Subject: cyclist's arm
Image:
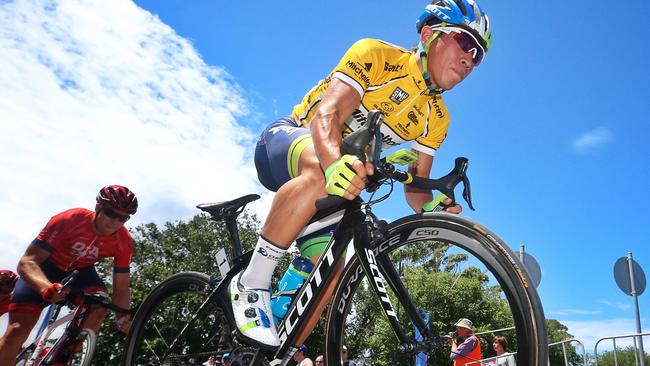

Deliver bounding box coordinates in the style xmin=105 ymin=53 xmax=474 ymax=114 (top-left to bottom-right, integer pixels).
xmin=310 ymin=78 xmax=363 ymax=171
xmin=112 ymin=272 xmax=130 ymax=312
xmin=17 ymin=243 xmax=54 ymax=295
xmin=404 ymin=150 xmax=434 ymax=212
xmin=112 ymin=271 xmax=131 ymax=332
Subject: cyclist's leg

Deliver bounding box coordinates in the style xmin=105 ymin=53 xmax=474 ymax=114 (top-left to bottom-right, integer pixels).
xmin=0 ymin=277 xmax=43 ymax=366
xmin=231 ymin=117 xmax=326 ymax=347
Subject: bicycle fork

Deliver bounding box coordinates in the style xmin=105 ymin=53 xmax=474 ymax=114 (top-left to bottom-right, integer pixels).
xmin=353 ymin=212 xmax=434 ymax=353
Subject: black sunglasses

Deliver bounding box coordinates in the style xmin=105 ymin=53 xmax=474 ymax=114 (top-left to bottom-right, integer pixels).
xmin=103 ymin=207 xmax=130 ymax=223
xmin=452 ymin=31 xmax=484 ymax=66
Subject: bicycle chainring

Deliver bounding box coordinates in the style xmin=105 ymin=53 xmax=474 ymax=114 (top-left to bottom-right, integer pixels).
xmin=228 ymin=346 xmax=270 ymax=366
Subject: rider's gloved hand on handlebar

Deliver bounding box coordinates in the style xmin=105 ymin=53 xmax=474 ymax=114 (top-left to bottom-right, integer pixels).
xmin=421 ymin=193 xmax=463 ymax=214
xmin=440 ymin=197 xmax=462 ymax=214
xmin=324 ymin=155 xmax=373 ymax=200
xmin=41 ymin=282 xmax=69 ymax=303
xmin=116 ymin=313 xmax=132 ymax=334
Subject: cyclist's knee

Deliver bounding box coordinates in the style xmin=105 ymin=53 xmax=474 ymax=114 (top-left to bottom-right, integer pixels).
xmin=89 ymin=305 xmax=108 ymax=320
xmin=82 ymin=306 xmax=107 ymax=331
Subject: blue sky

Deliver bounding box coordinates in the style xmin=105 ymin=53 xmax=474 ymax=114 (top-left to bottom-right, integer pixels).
xmin=1 ymin=0 xmax=649 ymax=353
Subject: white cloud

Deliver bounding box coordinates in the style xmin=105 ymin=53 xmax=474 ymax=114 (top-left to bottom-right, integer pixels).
xmin=549 ymin=308 xmax=603 ymax=316
xmin=599 ymin=299 xmax=632 ymax=312
xmin=0 ymin=0 xmax=272 ymax=269
xmin=571 ymin=127 xmax=613 ymax=153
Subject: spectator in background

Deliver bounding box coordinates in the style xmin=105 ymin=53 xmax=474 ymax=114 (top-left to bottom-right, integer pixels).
xmin=293 ymin=344 xmax=313 ymax=366
xmin=447 ymin=318 xmax=482 ymax=366
xmin=342 ymin=345 xmax=356 ymax=366
xmin=202 ymin=355 xmax=217 ymax=366
xmin=488 ymin=336 xmax=516 ymax=366
xmin=186 ymin=357 xmax=198 ymax=366
xmin=221 ymin=352 xmax=231 ymax=366
xmin=314 ymin=355 xmax=324 ymax=365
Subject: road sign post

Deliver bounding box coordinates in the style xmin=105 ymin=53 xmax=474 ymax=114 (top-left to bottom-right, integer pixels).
xmin=614 ymin=252 xmax=646 ymax=366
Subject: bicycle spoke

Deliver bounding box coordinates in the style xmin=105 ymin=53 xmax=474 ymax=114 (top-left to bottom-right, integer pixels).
xmin=124 ymin=272 xmax=231 ymax=366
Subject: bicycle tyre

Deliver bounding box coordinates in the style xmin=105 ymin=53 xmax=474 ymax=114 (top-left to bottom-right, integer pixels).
xmin=325 ymin=213 xmax=547 ymax=365
xmin=40 ymin=328 xmax=96 ymax=366
xmin=122 ymin=271 xmax=230 ymax=366
xmin=68 ymin=329 xmax=96 ymax=366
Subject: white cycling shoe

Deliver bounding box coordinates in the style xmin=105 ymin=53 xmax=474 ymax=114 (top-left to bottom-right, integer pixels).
xmin=229 ymin=273 xmax=280 ymax=349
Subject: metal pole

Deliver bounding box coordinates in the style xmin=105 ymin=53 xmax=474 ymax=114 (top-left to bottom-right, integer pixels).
xmin=627 ymin=252 xmax=646 ymax=366
xmin=519 ymin=244 xmax=525 ymax=263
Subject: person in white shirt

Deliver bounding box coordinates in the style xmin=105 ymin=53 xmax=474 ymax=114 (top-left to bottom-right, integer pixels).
xmin=293 ymin=344 xmax=313 ymax=366
xmin=489 ymin=336 xmax=516 ymax=366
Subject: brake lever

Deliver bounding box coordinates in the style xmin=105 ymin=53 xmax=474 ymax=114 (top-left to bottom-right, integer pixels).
xmin=462 ymin=174 xmax=474 ymax=211
xmin=453 ymin=157 xmax=475 ymax=211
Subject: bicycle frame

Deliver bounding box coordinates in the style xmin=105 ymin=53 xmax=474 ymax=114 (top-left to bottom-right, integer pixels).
xmin=272 ymin=199 xmax=434 ymax=360
xmin=24 ymin=301 xmax=91 ymax=366
xmin=163 ymin=197 xmax=413 ymax=365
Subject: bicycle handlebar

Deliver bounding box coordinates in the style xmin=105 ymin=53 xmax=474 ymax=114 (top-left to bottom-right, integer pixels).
xmin=316 ymin=110 xmax=474 ymax=211
xmin=55 ymin=270 xmax=134 ymax=315
xmin=59 ymin=270 xmax=79 ymax=290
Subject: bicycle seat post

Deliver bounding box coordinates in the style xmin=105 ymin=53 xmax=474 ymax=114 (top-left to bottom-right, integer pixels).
xmin=223 ymin=212 xmax=243 ymax=258
xmin=196 ymin=194 xmax=260 ymax=259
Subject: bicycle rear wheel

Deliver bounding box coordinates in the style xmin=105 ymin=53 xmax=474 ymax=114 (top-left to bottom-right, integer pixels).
xmin=325 ymin=213 xmax=547 ymax=366
xmin=122 ymin=272 xmax=231 ymax=366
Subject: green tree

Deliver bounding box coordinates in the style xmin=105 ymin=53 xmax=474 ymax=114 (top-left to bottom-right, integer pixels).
xmin=92 ymin=212 xmax=261 ymax=365
xmin=545 ymin=319 xmax=583 ymax=366
xmin=343 ymin=242 xmax=515 ymax=366
xmin=596 ymin=346 xmax=650 ymax=366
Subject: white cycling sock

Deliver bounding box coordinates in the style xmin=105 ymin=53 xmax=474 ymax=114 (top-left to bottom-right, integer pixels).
xmin=240 ymin=235 xmax=287 ymax=290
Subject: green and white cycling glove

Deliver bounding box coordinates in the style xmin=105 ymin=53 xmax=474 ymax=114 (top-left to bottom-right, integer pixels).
xmin=421 ymin=193 xmax=449 ymax=212
xmin=324 ymin=155 xmax=360 ymax=197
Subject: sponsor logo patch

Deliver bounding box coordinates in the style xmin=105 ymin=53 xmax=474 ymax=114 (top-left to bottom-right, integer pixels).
xmin=390 ymin=87 xmax=409 ymax=104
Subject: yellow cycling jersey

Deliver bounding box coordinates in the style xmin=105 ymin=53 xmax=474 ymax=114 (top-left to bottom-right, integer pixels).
xmin=292 ymin=38 xmax=451 ymax=157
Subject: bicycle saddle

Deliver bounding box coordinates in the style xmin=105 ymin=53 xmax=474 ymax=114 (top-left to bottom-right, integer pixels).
xmin=197 ymin=194 xmax=260 ymax=221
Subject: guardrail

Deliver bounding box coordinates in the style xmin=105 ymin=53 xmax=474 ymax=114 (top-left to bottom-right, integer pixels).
xmin=464 ymin=338 xmax=588 ymax=366
xmin=594 ymin=332 xmax=650 ymax=366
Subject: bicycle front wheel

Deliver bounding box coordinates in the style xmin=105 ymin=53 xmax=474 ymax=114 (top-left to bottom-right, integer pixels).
xmin=325 ymin=213 xmax=547 ymax=366
xmin=40 ymin=328 xmax=96 ymax=366
xmin=122 ymin=271 xmax=231 ymax=366
xmin=67 ymin=329 xmax=96 ymax=366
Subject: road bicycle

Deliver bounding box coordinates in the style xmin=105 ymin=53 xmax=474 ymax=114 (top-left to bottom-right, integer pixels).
xmin=122 ymin=110 xmax=548 ymax=365
xmin=14 ymin=270 xmax=133 ymax=366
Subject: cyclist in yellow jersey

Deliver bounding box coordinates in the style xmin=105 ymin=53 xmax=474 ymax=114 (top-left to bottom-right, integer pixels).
xmin=230 ymin=0 xmax=492 ymax=350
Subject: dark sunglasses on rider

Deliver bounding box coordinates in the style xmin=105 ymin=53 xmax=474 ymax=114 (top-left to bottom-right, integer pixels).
xmin=452 ymin=31 xmax=484 ymax=66
xmin=103 ymin=207 xmax=130 ymax=223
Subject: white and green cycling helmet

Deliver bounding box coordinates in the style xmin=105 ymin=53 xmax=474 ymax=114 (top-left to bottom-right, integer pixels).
xmin=416 ymin=0 xmax=492 ymax=54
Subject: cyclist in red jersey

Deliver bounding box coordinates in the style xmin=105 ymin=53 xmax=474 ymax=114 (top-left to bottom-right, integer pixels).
xmin=0 ymin=185 xmax=138 ymax=366
xmin=0 ymin=270 xmax=18 ymax=317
